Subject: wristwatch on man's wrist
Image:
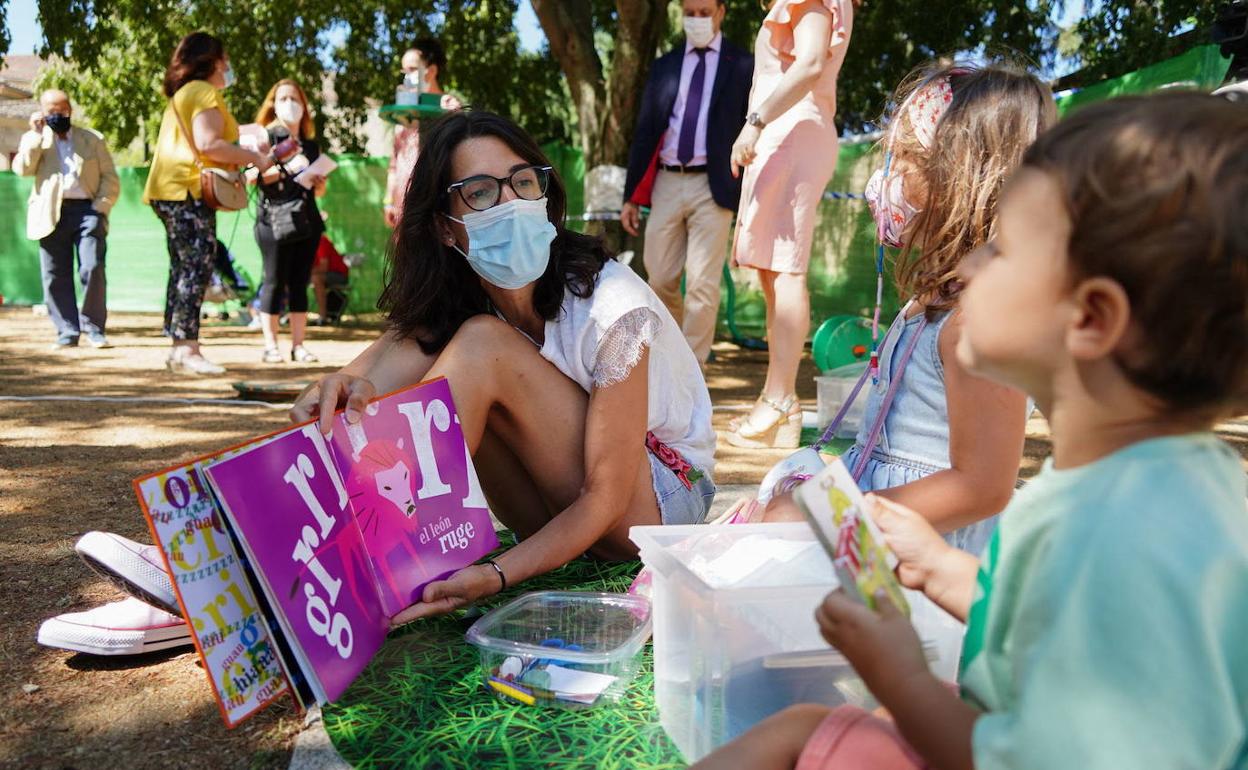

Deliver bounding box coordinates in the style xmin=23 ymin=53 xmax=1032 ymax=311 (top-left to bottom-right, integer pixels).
xmin=746 ymin=112 xmax=767 ymax=129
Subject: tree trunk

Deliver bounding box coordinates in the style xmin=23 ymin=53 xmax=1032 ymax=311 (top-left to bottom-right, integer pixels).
xmin=530 ymin=0 xmax=667 ymax=167
xmin=531 ymin=0 xmax=667 ymax=257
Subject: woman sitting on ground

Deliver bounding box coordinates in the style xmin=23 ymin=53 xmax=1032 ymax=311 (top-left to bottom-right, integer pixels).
xmin=291 ymin=110 xmax=716 ymax=624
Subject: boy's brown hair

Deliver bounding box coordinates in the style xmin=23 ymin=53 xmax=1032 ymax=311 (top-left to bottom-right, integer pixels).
xmin=1023 ymin=92 xmax=1248 ymax=417
xmin=887 ymin=62 xmax=1057 ymax=316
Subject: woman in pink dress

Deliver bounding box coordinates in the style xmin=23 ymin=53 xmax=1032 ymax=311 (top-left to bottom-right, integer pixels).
xmin=727 ymin=0 xmax=855 ymax=449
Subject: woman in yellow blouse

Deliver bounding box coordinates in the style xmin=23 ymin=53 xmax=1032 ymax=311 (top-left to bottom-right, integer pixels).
xmin=143 ymin=32 xmax=273 ymax=374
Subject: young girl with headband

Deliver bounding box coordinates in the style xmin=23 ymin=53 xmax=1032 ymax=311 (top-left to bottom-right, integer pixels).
xmin=768 ymin=62 xmax=1056 ymax=561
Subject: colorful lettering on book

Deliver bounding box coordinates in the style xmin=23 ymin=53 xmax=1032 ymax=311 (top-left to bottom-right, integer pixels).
xmin=205 ymin=424 xmax=389 ymax=703
xmin=329 ymin=379 xmax=495 ymax=617
xmin=136 ymin=463 xmax=288 ymax=726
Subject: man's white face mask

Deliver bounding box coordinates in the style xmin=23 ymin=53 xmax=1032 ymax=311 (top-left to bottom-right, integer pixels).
xmin=684 ymin=16 xmax=715 ymax=48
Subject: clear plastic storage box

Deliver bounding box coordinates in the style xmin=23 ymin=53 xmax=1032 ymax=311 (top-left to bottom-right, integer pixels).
xmin=815 ymin=362 xmax=869 ymax=439
xmin=465 ymin=590 xmax=652 ymax=710
xmin=631 ymin=522 xmax=963 ymax=763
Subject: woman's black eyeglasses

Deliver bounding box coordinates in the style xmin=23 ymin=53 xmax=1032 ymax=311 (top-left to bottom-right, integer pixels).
xmin=446 ymin=165 xmax=553 ymax=212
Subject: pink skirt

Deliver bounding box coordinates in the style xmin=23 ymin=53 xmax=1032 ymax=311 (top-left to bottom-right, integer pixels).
xmin=732 ymin=117 xmax=840 ymax=275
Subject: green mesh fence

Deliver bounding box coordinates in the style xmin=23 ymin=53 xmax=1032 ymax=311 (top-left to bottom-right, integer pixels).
xmin=1056 ymin=44 xmax=1232 ymax=116
xmin=0 ymin=151 xmax=577 ymax=317
xmin=0 ymin=158 xmax=395 ymax=315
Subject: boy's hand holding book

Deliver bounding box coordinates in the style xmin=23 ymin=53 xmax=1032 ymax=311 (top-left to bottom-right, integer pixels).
xmin=868 ymin=494 xmax=954 ymax=594
xmin=815 ymin=587 xmax=930 ymax=703
xmin=870 ymin=494 xmax=981 ymax=623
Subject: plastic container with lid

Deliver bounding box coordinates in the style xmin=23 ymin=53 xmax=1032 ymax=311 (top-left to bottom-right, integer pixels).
xmin=631 ymin=522 xmax=964 ymax=763
xmin=816 ymin=361 xmax=869 ymax=439
xmin=465 ymin=590 xmax=652 ymax=710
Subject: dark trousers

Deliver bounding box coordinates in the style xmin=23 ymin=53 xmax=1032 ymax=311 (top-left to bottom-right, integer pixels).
xmin=39 ymin=200 xmax=107 ymax=338
xmin=256 ymin=228 xmax=317 ymax=314
xmin=152 ymin=198 xmax=216 ymax=341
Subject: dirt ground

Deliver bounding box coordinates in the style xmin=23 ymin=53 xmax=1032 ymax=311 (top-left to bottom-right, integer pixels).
xmin=2 ymin=306 xmax=1245 ymax=769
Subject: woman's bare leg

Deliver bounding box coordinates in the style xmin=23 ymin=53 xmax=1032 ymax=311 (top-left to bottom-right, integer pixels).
xmin=290 ymin=312 xmax=308 ymax=349
xmin=764 ymin=270 xmax=810 ymax=402
xmin=738 ymin=269 xmax=808 ymax=430
xmin=260 ymin=311 xmax=280 ymax=351
xmin=426 ymin=316 xmax=661 ymax=557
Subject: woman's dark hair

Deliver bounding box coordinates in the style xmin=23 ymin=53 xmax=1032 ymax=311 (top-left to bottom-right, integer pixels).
xmin=380 ymin=110 xmax=612 ymax=354
xmin=163 ymin=32 xmax=225 ymax=98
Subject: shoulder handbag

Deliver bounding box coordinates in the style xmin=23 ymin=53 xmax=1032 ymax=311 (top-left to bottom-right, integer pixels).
xmin=170 ymin=100 xmax=248 ymax=212
xmin=259 ymin=165 xmax=318 ymax=243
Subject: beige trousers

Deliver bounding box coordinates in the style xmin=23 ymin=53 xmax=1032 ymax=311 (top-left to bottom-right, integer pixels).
xmin=643 ymin=170 xmax=734 ymax=363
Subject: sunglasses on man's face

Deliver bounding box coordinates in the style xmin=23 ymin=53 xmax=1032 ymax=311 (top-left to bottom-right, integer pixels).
xmin=447 ymin=165 xmax=553 ymax=212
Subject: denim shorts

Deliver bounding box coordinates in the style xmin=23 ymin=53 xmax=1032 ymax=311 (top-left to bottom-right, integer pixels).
xmin=648 ymin=452 xmax=716 ymax=525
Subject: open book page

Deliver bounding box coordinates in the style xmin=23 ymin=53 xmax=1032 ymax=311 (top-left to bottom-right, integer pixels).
xmin=294 ymin=154 xmax=337 ymax=189
xmin=328 ymin=377 xmax=499 ymax=618
xmin=204 ymin=423 xmax=389 ymax=703
xmin=134 ymin=456 xmax=289 ymax=726
xmin=793 ymin=459 xmax=910 ymax=616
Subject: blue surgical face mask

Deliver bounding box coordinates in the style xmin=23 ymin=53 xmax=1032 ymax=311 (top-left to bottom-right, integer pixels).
xmin=223 ymin=64 xmax=236 ymax=89
xmin=445 ymin=197 xmax=556 ymax=290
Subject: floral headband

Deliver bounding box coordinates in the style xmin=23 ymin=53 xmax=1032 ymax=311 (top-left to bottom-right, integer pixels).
xmin=905 ymin=75 xmax=955 ymax=150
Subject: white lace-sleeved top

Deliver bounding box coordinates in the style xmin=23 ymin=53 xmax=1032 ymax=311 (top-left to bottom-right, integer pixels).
xmin=535 ymin=259 xmax=716 ymax=476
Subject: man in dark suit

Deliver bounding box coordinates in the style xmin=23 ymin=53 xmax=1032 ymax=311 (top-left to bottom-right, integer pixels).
xmin=622 ymin=0 xmax=753 ymax=365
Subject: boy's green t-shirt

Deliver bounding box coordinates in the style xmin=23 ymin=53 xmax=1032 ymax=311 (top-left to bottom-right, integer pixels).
xmin=958 ymin=433 xmax=1248 ymax=769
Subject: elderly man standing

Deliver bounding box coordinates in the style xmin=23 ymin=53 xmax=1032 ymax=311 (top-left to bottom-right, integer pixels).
xmin=13 ymin=89 xmax=119 ymax=349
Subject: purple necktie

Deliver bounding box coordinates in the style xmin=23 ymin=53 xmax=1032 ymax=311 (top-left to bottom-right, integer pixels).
xmin=677 ymin=48 xmax=709 ymax=165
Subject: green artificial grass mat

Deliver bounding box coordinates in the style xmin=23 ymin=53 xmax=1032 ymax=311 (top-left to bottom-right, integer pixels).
xmin=322 ymin=534 xmax=685 ymax=769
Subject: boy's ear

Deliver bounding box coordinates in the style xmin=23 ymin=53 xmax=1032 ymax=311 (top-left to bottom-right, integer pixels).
xmin=1066 ymin=277 xmax=1131 ymax=361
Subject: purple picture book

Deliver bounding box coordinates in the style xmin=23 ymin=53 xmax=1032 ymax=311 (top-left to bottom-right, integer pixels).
xmin=204 ymin=377 xmax=497 ymax=703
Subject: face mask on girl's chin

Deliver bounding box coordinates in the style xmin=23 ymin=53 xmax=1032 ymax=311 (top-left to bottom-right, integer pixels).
xmin=865 ymin=165 xmax=919 ymax=249
xmin=222 ymin=65 xmax=236 ymax=89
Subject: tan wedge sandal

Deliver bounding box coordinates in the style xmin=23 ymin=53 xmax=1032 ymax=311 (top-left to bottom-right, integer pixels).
xmin=726 ymin=395 xmax=766 ymax=432
xmin=725 ymin=394 xmax=802 ymax=449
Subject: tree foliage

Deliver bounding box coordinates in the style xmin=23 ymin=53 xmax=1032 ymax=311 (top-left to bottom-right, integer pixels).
xmin=1070 ymin=0 xmax=1224 ymax=82
xmin=30 ymin=0 xmax=569 ymax=155
xmin=0 ymin=0 xmax=10 ymax=58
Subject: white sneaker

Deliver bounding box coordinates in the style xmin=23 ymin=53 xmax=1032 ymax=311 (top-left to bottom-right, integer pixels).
xmin=37 ymin=597 xmax=191 ymax=656
xmin=167 ymin=352 xmax=225 ymax=375
xmin=75 ymin=531 xmax=179 ymax=615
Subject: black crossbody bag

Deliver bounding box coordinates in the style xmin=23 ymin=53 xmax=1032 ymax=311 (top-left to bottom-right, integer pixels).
xmin=260 ymin=162 xmax=319 ymax=243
